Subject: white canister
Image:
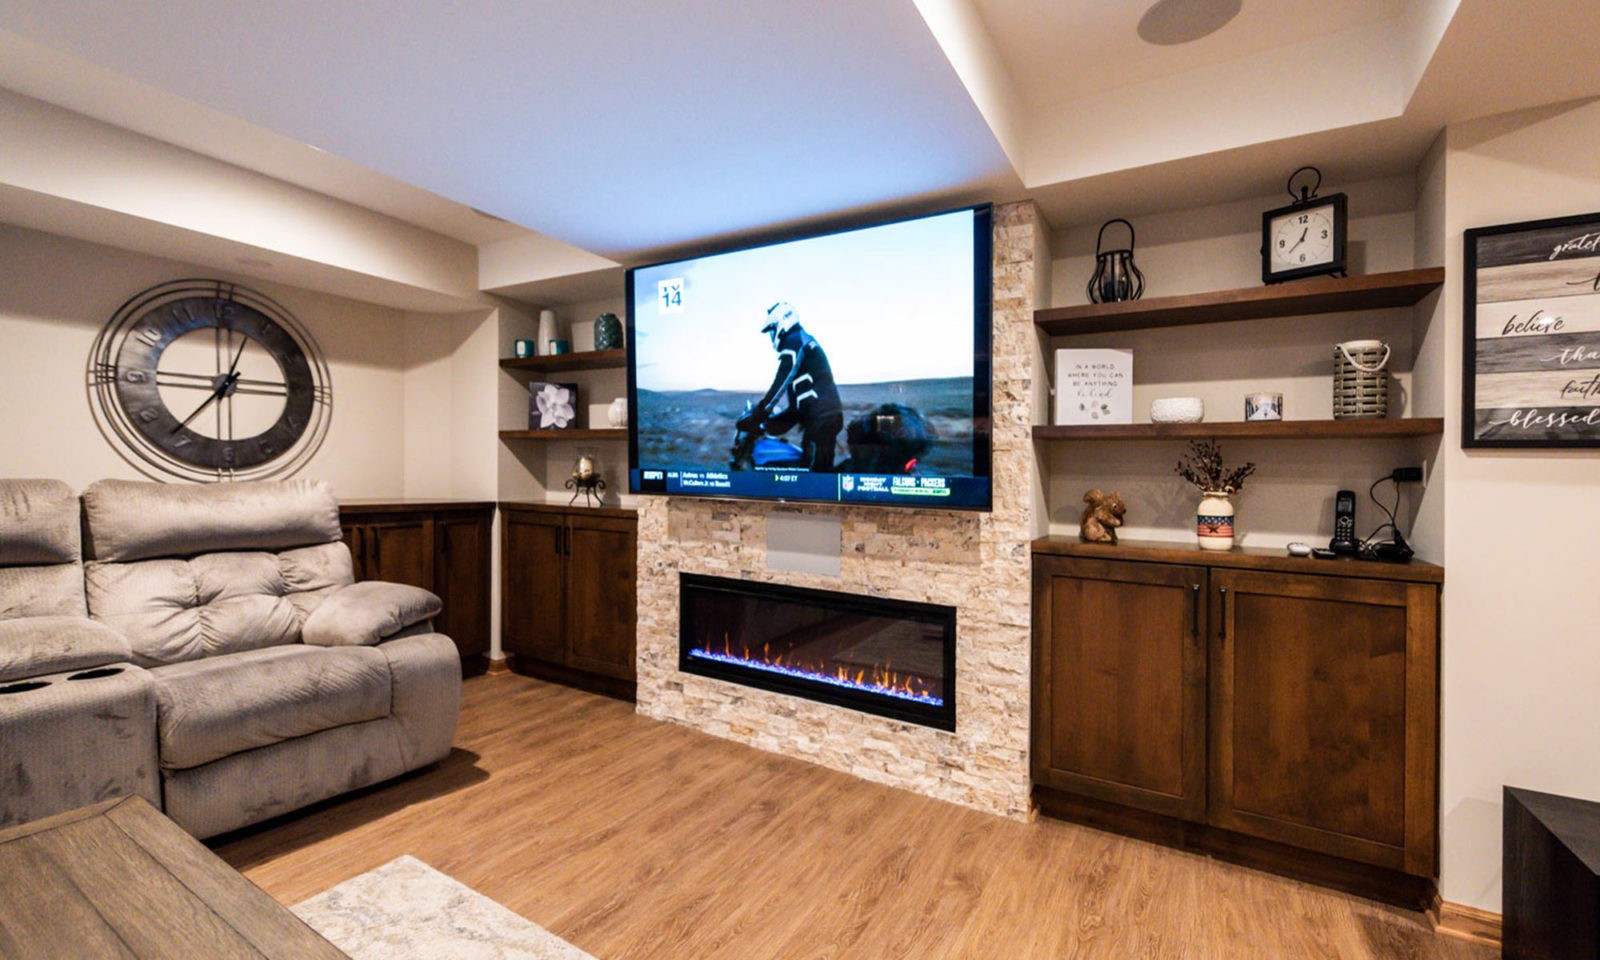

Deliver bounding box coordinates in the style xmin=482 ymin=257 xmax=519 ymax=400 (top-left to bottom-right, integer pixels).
xmin=1151 ymin=397 xmax=1205 ymax=423
xmin=1197 ymin=492 xmax=1235 ymax=551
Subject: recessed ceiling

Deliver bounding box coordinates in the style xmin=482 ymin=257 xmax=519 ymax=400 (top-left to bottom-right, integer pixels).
xmin=970 ymin=0 xmax=1402 ymax=108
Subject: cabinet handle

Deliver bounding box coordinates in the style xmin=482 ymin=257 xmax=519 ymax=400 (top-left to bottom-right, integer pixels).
xmin=1191 ymin=583 xmax=1201 ymax=639
xmin=1218 ymin=586 xmax=1228 ymax=641
xmin=372 ymin=528 xmax=381 ymax=569
xmin=353 ymin=528 xmax=365 ymax=578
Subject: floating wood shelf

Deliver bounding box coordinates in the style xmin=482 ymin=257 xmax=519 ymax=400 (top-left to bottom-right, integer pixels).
xmin=499 ymin=349 xmax=628 ymax=373
xmin=499 ymin=428 xmax=628 ymax=441
xmin=1033 ymin=418 xmax=1444 ymax=441
xmin=1034 ymin=268 xmax=1445 ymax=336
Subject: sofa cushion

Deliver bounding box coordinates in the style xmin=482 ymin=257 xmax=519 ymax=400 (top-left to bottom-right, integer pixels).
xmin=151 ymin=644 xmax=392 ymax=771
xmin=0 ymin=479 xmax=80 ymax=566
xmin=302 ymin=582 xmax=442 ymax=647
xmin=82 ymin=479 xmax=343 ymax=563
xmin=86 ymin=543 xmax=353 ymax=667
xmin=0 ymin=564 xmax=87 ymax=621
xmin=0 ymin=616 xmax=132 ymax=683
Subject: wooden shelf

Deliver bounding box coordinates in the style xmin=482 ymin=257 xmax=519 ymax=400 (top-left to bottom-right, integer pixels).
xmin=1034 ymin=268 xmax=1445 ymax=336
xmin=499 ymin=349 xmax=627 ymax=374
xmin=1033 ymin=418 xmax=1444 ymax=441
xmin=499 ymin=428 xmax=628 ymax=441
xmin=1032 ymin=535 xmax=1443 ymax=584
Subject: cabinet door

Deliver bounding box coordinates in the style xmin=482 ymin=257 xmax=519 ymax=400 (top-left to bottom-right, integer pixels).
xmin=363 ymin=518 xmax=435 ymax=591
xmin=501 ymin=511 xmax=566 ymax=665
xmin=564 ymin=515 xmax=637 ymax=681
xmin=1032 ymin=556 xmax=1208 ymax=820
xmin=1209 ymin=570 xmax=1437 ymax=875
xmin=434 ymin=509 xmax=492 ymax=658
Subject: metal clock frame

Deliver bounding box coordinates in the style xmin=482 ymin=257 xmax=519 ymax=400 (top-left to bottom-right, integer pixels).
xmin=87 ymin=278 xmax=332 ymax=482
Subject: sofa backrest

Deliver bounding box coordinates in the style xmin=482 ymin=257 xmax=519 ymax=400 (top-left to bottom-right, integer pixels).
xmin=82 ymin=479 xmax=353 ymax=667
xmin=0 ymin=479 xmax=87 ymax=620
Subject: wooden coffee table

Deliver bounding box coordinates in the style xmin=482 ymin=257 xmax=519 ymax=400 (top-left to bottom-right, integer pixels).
xmin=0 ymin=796 xmax=347 ymax=959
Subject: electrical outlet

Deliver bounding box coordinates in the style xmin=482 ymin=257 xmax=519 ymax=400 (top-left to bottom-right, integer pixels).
xmin=1392 ymin=466 xmax=1424 ymax=483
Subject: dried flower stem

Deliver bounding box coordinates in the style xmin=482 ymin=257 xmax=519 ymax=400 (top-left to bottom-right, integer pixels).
xmin=1175 ymin=439 xmax=1256 ymax=495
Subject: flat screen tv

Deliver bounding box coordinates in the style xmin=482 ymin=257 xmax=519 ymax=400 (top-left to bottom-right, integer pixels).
xmin=626 ymin=204 xmax=992 ymax=511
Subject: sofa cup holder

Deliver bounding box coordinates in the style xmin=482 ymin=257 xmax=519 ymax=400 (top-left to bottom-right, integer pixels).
xmin=67 ymin=667 xmax=124 ymax=681
xmin=0 ymin=680 xmax=52 ymax=695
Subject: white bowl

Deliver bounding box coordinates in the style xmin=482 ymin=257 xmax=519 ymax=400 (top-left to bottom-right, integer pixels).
xmin=1150 ymin=397 xmax=1205 ymax=423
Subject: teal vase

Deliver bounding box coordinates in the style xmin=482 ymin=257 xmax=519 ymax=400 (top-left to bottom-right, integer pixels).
xmin=594 ymin=312 xmax=623 ymax=351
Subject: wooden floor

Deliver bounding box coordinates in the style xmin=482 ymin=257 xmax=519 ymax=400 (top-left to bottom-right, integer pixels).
xmin=214 ymin=674 xmax=1497 ymax=960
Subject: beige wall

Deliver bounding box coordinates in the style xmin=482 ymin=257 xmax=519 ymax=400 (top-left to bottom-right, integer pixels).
xmin=0 ymin=224 xmax=413 ymax=497
xmin=1436 ymin=97 xmax=1600 ymax=911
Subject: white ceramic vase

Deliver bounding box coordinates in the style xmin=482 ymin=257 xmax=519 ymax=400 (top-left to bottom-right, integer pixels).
xmin=1197 ymin=491 xmax=1235 ymax=551
xmin=537 ymin=310 xmax=557 ymax=356
xmin=607 ymin=397 xmax=628 ymax=427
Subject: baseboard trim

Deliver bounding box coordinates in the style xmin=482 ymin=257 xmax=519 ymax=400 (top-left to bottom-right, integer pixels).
xmin=486 ymin=656 xmax=511 ymax=676
xmin=1435 ymin=901 xmax=1502 ymax=949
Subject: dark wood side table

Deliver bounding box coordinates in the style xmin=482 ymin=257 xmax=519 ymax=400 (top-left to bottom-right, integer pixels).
xmin=0 ymin=797 xmax=346 ymax=959
xmin=1505 ymin=786 xmax=1600 ymax=959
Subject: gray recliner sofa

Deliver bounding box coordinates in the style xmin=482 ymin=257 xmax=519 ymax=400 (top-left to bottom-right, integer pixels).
xmin=0 ymin=478 xmax=461 ymax=839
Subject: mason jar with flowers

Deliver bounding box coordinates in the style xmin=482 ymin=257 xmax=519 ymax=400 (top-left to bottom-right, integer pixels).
xmin=1175 ymin=439 xmax=1256 ymax=551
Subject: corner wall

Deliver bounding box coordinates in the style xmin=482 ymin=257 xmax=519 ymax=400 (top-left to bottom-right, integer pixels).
xmin=632 ymin=202 xmax=1043 ymax=817
xmin=1436 ymin=97 xmax=1600 ymax=911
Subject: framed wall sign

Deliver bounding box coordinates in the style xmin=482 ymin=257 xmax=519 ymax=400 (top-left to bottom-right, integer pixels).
xmin=1464 ymin=211 xmax=1600 ymax=448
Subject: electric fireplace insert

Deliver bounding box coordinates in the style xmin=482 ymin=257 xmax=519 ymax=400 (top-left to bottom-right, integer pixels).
xmin=679 ymin=573 xmax=956 ymax=730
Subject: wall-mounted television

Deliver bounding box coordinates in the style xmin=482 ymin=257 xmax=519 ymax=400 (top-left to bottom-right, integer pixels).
xmin=626 ymin=204 xmax=992 ymax=511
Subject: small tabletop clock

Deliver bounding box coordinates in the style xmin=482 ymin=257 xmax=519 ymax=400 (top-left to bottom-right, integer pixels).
xmin=88 ymin=279 xmax=331 ymax=482
xmin=1262 ymin=166 xmax=1347 ymax=284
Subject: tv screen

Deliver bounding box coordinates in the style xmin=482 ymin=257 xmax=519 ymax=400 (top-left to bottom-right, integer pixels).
xmin=627 ymin=204 xmax=991 ymax=510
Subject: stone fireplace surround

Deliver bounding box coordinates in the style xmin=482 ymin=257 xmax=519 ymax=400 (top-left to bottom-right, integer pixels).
xmin=634 ymin=202 xmax=1044 ymax=820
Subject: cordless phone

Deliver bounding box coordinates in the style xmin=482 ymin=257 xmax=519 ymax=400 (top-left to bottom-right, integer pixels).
xmin=1329 ymin=489 xmax=1358 ymax=555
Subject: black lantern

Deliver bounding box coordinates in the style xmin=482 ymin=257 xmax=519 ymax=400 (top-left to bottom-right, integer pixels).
xmin=1086 ymin=218 xmax=1145 ymax=303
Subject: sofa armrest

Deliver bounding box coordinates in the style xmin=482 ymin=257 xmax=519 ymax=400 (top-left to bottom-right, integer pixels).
xmin=0 ymin=617 xmax=132 ymax=683
xmin=301 ymin=581 xmax=442 ymax=647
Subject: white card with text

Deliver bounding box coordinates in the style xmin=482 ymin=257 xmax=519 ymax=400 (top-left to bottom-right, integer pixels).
xmin=1054 ymin=348 xmax=1133 ymax=425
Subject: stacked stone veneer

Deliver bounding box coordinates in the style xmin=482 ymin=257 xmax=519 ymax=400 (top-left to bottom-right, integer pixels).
xmin=635 ymin=202 xmax=1042 ymax=819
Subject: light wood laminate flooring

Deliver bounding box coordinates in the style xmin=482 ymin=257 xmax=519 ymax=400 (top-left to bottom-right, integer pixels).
xmin=214 ymin=674 xmax=1495 ymax=960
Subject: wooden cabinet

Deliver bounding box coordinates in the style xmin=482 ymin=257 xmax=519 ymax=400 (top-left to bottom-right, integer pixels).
xmin=1031 ymin=538 xmax=1441 ymax=905
xmin=339 ymin=502 xmax=494 ymax=668
xmin=501 ymin=503 xmax=636 ymax=698
xmin=1032 ymin=556 xmax=1207 ymax=821
xmin=1208 ymin=569 xmax=1437 ymax=877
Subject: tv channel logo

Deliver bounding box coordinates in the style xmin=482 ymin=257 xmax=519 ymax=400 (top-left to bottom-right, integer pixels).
xmin=658 ymin=278 xmax=684 ymax=314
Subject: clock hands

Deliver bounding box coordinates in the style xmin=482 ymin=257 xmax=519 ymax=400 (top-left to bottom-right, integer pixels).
xmin=169 ymin=333 xmax=250 ymax=434
xmin=1286 ymin=227 xmax=1309 ymax=255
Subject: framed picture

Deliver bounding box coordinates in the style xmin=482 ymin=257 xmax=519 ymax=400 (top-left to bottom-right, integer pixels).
xmin=1464 ymin=211 xmax=1600 ymax=448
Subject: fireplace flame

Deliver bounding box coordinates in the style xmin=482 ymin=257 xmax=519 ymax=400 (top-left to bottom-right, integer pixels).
xmin=699 ymin=631 xmax=941 ymax=705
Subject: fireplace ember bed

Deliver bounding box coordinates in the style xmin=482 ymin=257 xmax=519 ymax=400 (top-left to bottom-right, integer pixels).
xmin=679 ymin=574 xmax=957 ymax=730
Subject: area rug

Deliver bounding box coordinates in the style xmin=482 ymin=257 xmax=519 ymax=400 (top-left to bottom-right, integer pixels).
xmin=293 ymin=855 xmax=597 ymax=960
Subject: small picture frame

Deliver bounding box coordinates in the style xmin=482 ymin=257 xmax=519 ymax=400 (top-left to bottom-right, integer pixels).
xmin=1054 ymin=348 xmax=1132 ymax=425
xmin=1464 ymin=210 xmax=1600 ymax=447
xmin=529 ymin=382 xmax=579 ymax=430
xmin=1244 ymin=392 xmax=1283 ymax=422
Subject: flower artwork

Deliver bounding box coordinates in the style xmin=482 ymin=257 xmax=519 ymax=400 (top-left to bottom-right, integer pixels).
xmin=529 ymin=382 xmax=579 ymax=430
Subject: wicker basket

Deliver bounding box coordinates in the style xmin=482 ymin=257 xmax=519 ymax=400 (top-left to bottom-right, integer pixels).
xmin=1333 ymin=340 xmax=1390 ymax=419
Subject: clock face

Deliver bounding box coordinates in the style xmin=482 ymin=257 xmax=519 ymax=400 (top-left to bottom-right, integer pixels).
xmin=1261 ymin=193 xmax=1347 ymax=283
xmin=89 ymin=280 xmax=331 ymax=482
xmin=1271 ymin=207 xmax=1335 ymax=270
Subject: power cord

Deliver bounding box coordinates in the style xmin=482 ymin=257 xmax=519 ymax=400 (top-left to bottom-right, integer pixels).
xmin=1360 ymin=471 xmax=1414 ymax=562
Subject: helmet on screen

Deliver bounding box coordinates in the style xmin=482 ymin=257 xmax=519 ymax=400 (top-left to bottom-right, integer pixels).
xmin=760 ymin=301 xmax=801 ymax=349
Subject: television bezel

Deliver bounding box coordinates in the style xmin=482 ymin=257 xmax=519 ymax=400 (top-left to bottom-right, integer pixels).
xmin=624 ymin=203 xmax=993 ymax=512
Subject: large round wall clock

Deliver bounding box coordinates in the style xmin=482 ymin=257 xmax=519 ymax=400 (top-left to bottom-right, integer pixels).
xmin=88 ymin=279 xmax=332 ymax=482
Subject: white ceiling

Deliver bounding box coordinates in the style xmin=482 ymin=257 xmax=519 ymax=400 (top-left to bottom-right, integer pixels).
xmin=973 ymin=0 xmax=1404 ymax=108
xmin=1 ymin=0 xmax=1598 ymax=303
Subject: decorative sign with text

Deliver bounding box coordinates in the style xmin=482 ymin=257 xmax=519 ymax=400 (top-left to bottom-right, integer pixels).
xmin=1465 ymin=211 xmax=1600 ymax=447
xmin=1054 ymin=348 xmax=1132 ymax=425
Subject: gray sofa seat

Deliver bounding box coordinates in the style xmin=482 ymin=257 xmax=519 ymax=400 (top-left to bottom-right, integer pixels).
xmin=77 ymin=478 xmax=461 ymax=839
xmin=0 ymin=479 xmax=159 ymax=829
xmin=153 ymin=644 xmax=393 ymax=771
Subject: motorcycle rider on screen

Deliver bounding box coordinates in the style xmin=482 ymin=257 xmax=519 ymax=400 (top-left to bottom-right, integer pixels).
xmin=736 ymin=302 xmax=843 ymax=472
